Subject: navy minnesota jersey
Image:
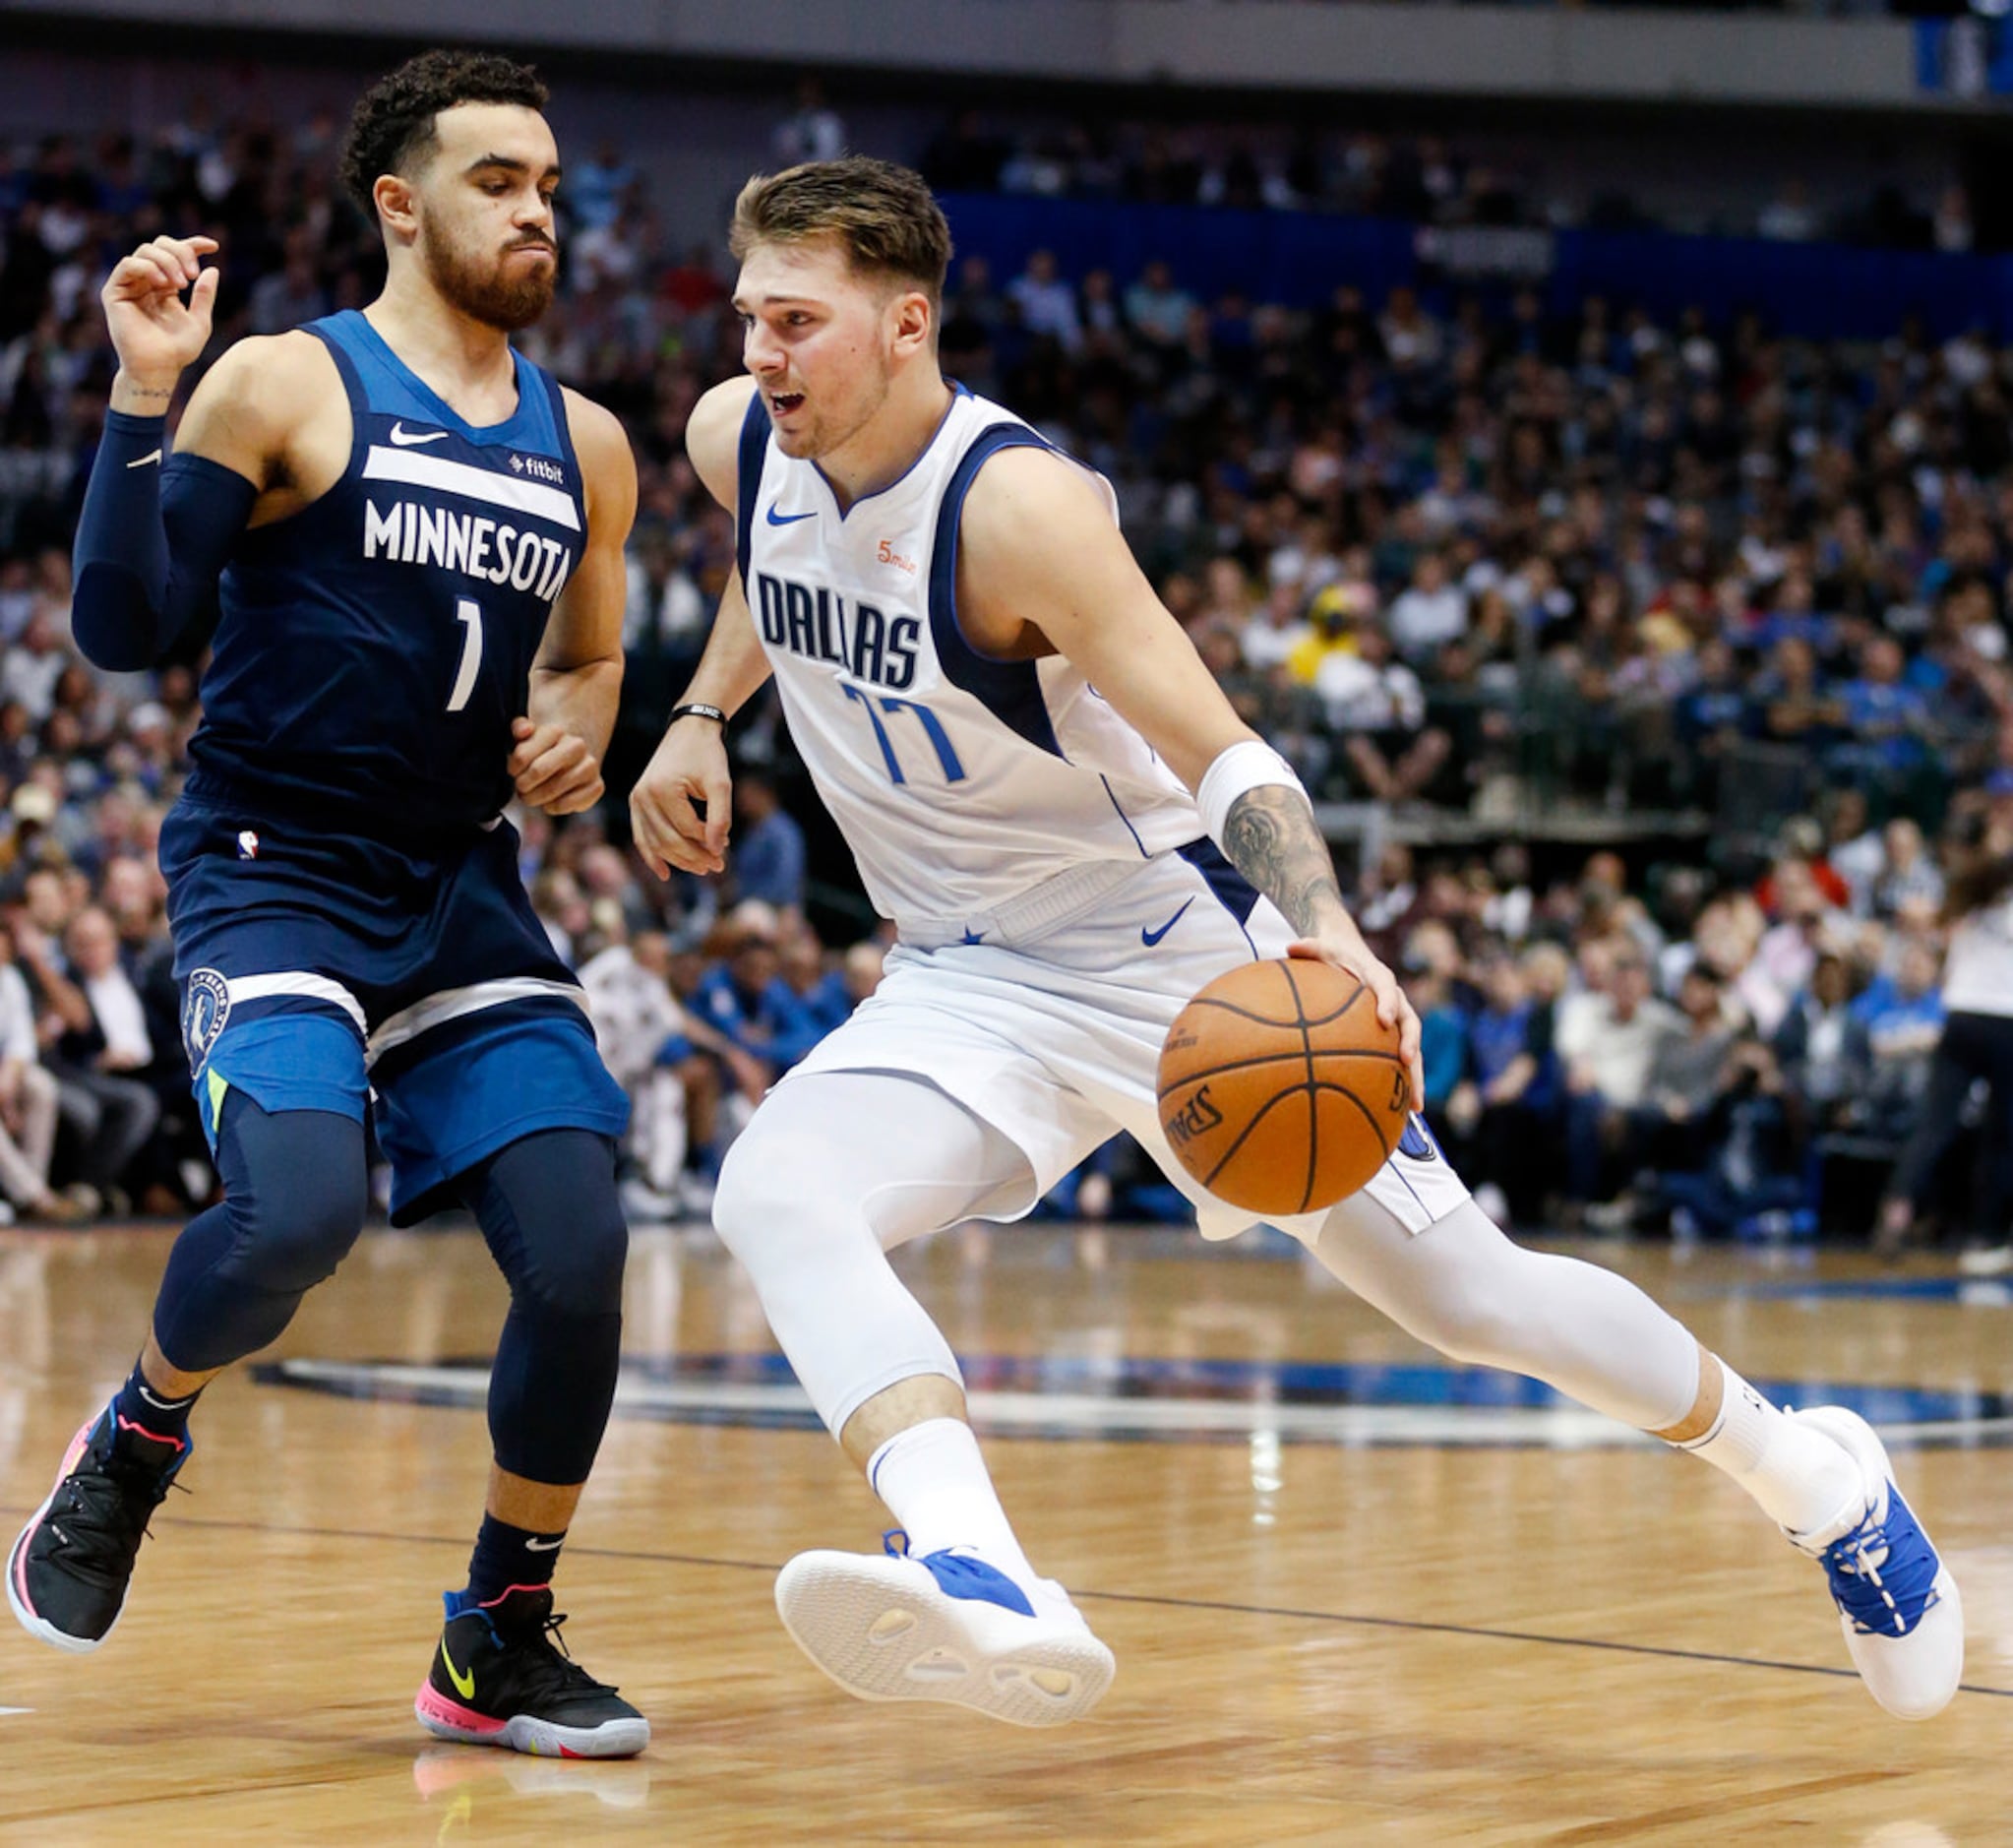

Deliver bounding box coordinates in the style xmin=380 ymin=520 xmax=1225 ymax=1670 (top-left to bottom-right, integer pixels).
xmin=188 ymin=309 xmax=582 ymax=836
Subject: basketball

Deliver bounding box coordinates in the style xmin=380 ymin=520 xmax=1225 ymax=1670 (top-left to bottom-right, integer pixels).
xmin=1156 ymin=957 xmax=1410 ymax=1217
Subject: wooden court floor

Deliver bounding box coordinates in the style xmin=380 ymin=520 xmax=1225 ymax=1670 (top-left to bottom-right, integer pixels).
xmin=1 ymin=1218 xmax=2010 ymax=1846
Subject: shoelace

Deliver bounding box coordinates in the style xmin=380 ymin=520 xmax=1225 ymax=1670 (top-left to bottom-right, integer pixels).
xmin=502 ymin=1608 xmax=622 ymax=1700
xmin=47 ymin=1452 xmax=179 ymax=1587
xmin=1822 ymin=1502 xmax=1942 ymax=1637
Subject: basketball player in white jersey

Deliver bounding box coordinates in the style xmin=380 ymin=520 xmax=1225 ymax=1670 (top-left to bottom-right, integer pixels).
xmin=631 ymin=157 xmax=1962 ymax=1726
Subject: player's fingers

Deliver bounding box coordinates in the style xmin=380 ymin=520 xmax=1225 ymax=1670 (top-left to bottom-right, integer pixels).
xmin=513 ymin=737 xmax=585 ymax=791
xmin=635 ymin=784 xmax=717 ymax=876
xmin=700 ymin=770 xmax=733 ymax=857
xmin=511 ymin=716 xmax=537 ymax=740
xmin=506 ymin=727 xmax=568 ymax=778
xmin=115 ymin=249 xmax=186 ymax=296
xmin=542 ymin=773 xmax=604 ymax=816
xmin=628 ymin=796 xmax=672 ymax=880
xmin=188 ymin=264 xmax=219 ymax=320
xmin=152 ymin=235 xmax=214 ymax=280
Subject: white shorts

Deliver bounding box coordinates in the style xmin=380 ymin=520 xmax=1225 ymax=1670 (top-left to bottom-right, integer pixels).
xmin=783 ymin=845 xmax=1471 ymax=1243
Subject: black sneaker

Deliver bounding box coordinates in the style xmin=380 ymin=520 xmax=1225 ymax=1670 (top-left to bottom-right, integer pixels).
xmin=415 ymin=1586 xmax=649 ymax=1758
xmin=7 ymin=1403 xmax=189 ymax=1652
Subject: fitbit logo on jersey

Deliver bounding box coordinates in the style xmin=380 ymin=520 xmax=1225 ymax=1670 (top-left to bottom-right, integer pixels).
xmin=754 ymin=570 xmax=919 ymax=690
xmin=509 ymin=452 xmax=565 ymax=485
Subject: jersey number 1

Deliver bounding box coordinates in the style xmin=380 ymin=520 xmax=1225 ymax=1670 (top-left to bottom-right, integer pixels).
xmin=447 ymin=598 xmax=484 ymax=712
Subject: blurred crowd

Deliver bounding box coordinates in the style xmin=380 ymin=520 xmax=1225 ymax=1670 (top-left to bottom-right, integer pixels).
xmin=918 ymin=106 xmax=1981 ymax=252
xmin=0 ymin=105 xmax=2008 ymax=1243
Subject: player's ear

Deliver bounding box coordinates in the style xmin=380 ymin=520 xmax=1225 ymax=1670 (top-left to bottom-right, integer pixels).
xmin=889 ymin=288 xmax=933 ymax=360
xmin=373 ymin=172 xmax=420 ymax=245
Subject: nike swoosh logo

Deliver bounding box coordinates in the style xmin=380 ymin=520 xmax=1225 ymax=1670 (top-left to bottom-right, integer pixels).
xmin=440 ymin=1639 xmax=476 ymax=1699
xmin=389 ymin=423 xmax=450 ymax=447
xmin=1140 ymin=898 xmax=1194 ymax=948
xmin=764 ymin=503 xmax=817 ymax=525
xmin=126 ymin=449 xmax=162 ymax=469
xmin=523 ymin=1535 xmax=564 ymax=1552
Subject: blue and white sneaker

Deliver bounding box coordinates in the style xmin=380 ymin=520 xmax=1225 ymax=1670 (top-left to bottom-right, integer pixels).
xmin=773 ymin=1532 xmax=1115 ymax=1727
xmin=1786 ymin=1406 xmax=1963 ymax=1720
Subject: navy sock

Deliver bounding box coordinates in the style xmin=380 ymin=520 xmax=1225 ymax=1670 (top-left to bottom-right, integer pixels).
xmin=112 ymin=1357 xmax=200 ymax=1446
xmin=459 ymin=1512 xmax=566 ymax=1609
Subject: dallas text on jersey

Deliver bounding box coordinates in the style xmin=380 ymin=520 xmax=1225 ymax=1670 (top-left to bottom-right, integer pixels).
xmin=753 ymin=569 xmax=920 ymax=690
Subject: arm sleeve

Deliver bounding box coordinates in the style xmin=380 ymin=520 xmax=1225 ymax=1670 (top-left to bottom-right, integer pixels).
xmin=70 ymin=410 xmax=258 ymax=672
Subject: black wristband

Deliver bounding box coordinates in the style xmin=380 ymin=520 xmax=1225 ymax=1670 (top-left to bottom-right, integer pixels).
xmin=668 ymin=703 xmax=728 ymax=726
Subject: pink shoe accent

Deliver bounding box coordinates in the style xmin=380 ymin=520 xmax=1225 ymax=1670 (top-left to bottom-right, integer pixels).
xmin=479 ymin=1584 xmax=554 ymax=1609
xmin=57 ymin=1419 xmax=93 ymax=1476
xmin=113 ymin=1414 xmax=186 ymax=1454
xmin=12 ymin=1416 xmax=97 ymax=1621
xmin=414 ymin=1681 xmax=508 ymax=1736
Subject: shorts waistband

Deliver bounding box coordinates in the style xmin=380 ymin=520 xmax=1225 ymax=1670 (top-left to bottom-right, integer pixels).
xmin=896 ymin=856 xmax=1152 ymax=952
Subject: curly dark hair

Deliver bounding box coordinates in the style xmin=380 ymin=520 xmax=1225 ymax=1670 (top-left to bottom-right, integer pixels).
xmin=337 ymin=49 xmax=548 ymax=220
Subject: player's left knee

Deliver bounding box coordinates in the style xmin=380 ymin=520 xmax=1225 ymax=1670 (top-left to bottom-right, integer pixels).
xmin=534 ymin=1198 xmax=628 ymax=1320
xmin=494 ymin=1130 xmax=629 ymax=1320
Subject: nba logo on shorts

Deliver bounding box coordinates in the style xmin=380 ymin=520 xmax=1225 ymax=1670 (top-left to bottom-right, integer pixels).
xmin=237 ymin=830 xmax=260 ymax=859
xmin=182 ymin=967 xmax=231 ymax=1075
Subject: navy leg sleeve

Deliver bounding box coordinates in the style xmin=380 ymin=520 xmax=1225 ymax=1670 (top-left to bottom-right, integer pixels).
xmin=455 ymin=1130 xmax=628 ymax=1487
xmin=151 ymin=1095 xmax=369 ymax=1372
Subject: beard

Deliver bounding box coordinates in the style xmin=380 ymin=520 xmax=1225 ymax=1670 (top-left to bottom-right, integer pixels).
xmin=420 ymin=222 xmax=556 ymax=333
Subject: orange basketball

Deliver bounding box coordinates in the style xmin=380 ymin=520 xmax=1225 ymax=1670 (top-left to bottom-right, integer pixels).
xmin=1156 ymin=957 xmax=1410 ymax=1217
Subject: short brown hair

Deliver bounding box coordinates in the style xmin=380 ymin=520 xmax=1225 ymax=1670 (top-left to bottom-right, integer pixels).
xmin=338 ymin=49 xmax=548 ymax=219
xmin=729 ymin=156 xmax=951 ymax=303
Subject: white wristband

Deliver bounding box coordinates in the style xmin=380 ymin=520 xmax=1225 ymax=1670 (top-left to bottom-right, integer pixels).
xmin=1195 ymin=739 xmax=1312 ymax=851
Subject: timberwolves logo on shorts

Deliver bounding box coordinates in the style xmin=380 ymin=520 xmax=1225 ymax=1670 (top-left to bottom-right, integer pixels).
xmin=182 ymin=968 xmax=231 ymax=1075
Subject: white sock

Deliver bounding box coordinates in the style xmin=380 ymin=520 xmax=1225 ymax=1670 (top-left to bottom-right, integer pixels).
xmin=1674 ymin=1360 xmax=1863 ymax=1538
xmin=866 ymin=1417 xmax=1040 ymax=1589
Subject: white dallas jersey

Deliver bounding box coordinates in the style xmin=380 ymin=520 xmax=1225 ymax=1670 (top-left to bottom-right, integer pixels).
xmin=736 ymin=384 xmax=1203 ymax=935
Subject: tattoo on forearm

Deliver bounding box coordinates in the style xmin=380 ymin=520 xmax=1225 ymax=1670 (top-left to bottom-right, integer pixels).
xmin=1221 ymin=786 xmax=1346 ymax=937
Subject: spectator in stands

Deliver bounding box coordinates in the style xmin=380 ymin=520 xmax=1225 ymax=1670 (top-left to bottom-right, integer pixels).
xmin=1631 ymin=964 xmax=1738 ymax=1179
xmin=1385 ymin=552 xmax=1468 ymax=665
xmin=730 ymin=768 xmax=807 ymax=913
xmin=690 ymin=905 xmax=818 ymax=1084
xmin=1556 ymin=944 xmax=1683 ymax=1217
xmin=770 ymin=78 xmax=847 ymax=167
xmin=1121 ymin=258 xmax=1193 ymax=349
xmin=1774 ymin=946 xmax=1873 ymax=1170
xmin=1316 ymin=618 xmax=1451 ymax=805
xmin=0 ymin=914 xmax=82 ymax=1222
xmin=1006 ymin=249 xmax=1081 ymax=354
xmin=37 ymin=904 xmax=158 ymax=1213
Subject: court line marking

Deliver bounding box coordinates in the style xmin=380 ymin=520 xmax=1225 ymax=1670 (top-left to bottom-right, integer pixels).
xmin=0 ymin=1707 xmax=30 ymax=1717
xmin=255 ymin=1357 xmax=2013 ymax=1450
xmin=5 ymin=1502 xmax=2005 ymax=1704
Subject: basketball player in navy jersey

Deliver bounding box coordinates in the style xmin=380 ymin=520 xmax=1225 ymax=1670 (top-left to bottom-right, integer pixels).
xmin=632 ymin=157 xmax=1962 ymax=1727
xmin=9 ymin=53 xmax=646 ymax=1757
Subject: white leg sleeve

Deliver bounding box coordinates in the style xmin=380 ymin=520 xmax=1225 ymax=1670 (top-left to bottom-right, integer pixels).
xmin=1311 ymin=1195 xmax=1702 ymax=1432
xmin=710 ymin=1072 xmax=1036 ymax=1435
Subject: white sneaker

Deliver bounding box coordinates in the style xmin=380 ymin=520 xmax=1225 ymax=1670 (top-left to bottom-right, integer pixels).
xmin=774 ymin=1538 xmax=1115 ymax=1728
xmin=1785 ymin=1406 xmax=1963 ymax=1720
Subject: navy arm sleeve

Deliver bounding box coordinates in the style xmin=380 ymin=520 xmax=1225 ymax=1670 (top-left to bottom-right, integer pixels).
xmin=70 ymin=409 xmax=258 ymax=672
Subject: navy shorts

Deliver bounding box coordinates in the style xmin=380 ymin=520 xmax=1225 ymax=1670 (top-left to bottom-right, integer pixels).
xmin=161 ymin=790 xmax=629 ymax=1224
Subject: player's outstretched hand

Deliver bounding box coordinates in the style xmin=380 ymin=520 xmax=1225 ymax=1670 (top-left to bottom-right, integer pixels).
xmin=102 ymin=234 xmax=220 ymax=389
xmin=630 ymin=720 xmax=731 ymax=880
xmin=509 ymin=717 xmax=604 ymax=816
xmin=1286 ymin=934 xmax=1426 ymax=1114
